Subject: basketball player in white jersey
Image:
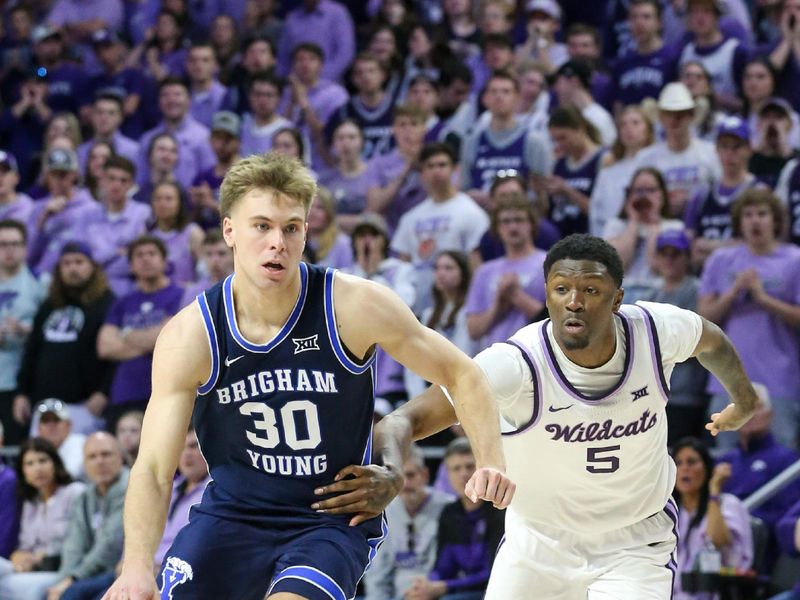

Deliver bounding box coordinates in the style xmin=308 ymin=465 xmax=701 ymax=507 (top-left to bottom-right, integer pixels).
xmin=317 ymin=234 xmax=758 ymax=599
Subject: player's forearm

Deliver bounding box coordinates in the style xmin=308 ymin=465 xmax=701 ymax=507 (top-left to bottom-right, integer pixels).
xmin=373 ymin=412 xmax=412 ymax=476
xmin=695 ymin=322 xmax=757 ymax=417
xmin=121 ymin=463 xmax=174 ymax=569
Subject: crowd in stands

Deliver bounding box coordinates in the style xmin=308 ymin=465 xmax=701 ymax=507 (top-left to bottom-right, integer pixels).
xmin=0 ymin=0 xmax=799 ymax=598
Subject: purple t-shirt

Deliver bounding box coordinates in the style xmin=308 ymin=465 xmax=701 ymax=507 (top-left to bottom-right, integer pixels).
xmin=311 ymin=232 xmax=353 ymax=270
xmin=0 ymin=193 xmax=34 ymax=225
xmin=464 ymin=251 xmax=546 ymax=348
xmin=155 ymin=476 xmax=210 ymax=566
xmin=137 ymin=116 xmax=216 ymax=190
xmin=699 ymin=243 xmax=800 ymax=399
xmin=366 ymin=150 xmax=427 ymax=234
xmin=77 ymin=132 xmax=140 ymax=176
xmin=150 ymin=226 xmax=197 ymax=286
xmin=105 ymin=283 xmax=183 ymax=405
xmin=318 ymin=167 xmax=379 ymax=215
xmin=190 ymin=81 xmax=228 ymax=129
xmin=612 ymin=44 xmax=680 ymax=107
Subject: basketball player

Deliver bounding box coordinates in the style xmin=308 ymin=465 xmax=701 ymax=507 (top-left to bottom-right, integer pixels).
xmin=101 ymin=153 xmax=514 ymax=600
xmin=324 ymin=234 xmax=758 ymax=599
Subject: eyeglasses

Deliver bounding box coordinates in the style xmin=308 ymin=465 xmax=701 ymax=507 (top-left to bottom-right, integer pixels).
xmin=494 ymin=169 xmax=520 ymax=180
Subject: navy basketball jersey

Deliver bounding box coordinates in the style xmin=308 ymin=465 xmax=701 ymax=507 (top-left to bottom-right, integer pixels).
xmin=469 ymin=128 xmax=529 ymax=192
xmin=549 ymin=149 xmax=603 ymax=237
xmin=193 ymin=263 xmax=377 ymax=517
xmin=330 ymin=95 xmax=396 ymax=161
xmin=690 ymin=178 xmax=755 ymax=241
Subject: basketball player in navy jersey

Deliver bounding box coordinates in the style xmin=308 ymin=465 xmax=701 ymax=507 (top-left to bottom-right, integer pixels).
xmin=102 ymin=153 xmax=514 ymax=600
xmin=350 ymin=234 xmax=759 ymax=599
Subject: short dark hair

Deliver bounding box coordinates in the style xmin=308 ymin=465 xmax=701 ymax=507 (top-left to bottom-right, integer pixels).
xmin=242 ymin=34 xmax=275 ymax=56
xmin=444 ymin=437 xmax=473 ymax=460
xmin=482 ymin=33 xmax=513 ymax=51
xmin=630 ymin=0 xmax=662 ymax=18
xmin=248 ymin=70 xmax=284 ymax=94
xmin=158 ymin=76 xmax=190 ymax=95
xmin=103 ymin=155 xmax=136 ymax=179
xmin=543 ymin=234 xmax=624 ymax=288
xmin=419 ymin=142 xmax=456 ymax=165
xmin=0 ymin=219 xmax=27 ymax=243
xmin=486 ymin=68 xmax=519 ymax=92
xmin=438 ymin=60 xmax=473 ymax=87
xmin=490 ymin=191 xmax=538 ymax=237
xmin=292 ymin=42 xmax=324 ymax=62
xmin=565 ymin=23 xmax=601 ymax=47
xmin=16 ymin=438 xmax=73 ymax=501
xmin=94 ymin=92 xmax=124 ymax=112
xmin=128 ymin=235 xmax=168 ymax=263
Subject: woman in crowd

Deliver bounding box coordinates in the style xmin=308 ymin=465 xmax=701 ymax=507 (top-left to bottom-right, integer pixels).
xmin=132 ymin=10 xmax=189 ymax=81
xmin=590 ymin=105 xmax=655 ymax=237
xmin=209 ymin=14 xmax=240 ymax=83
xmin=423 ymin=250 xmax=475 ymax=358
xmin=604 ymin=167 xmax=684 ymax=302
xmin=0 ymin=438 xmax=85 ymax=600
xmin=147 ymin=180 xmax=204 ymax=286
xmin=305 ymin=187 xmax=353 ymax=270
xmin=271 ymin=127 xmax=314 ymax=178
xmin=135 ymin=133 xmax=180 ymax=204
xmin=672 ymin=437 xmax=753 ymax=600
xmin=367 ymin=23 xmax=404 ymax=96
xmin=680 ymin=61 xmax=723 ymax=142
xmin=83 ymin=142 xmax=115 ymax=203
xmin=116 ymin=410 xmax=144 ymax=468
xmin=397 ymin=23 xmax=453 ymax=101
xmin=741 ymin=57 xmax=800 ymax=148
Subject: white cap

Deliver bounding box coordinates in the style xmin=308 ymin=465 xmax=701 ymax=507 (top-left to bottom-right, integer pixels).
xmin=657 ymin=82 xmax=695 ymax=112
xmin=526 ymin=0 xmax=562 ymax=20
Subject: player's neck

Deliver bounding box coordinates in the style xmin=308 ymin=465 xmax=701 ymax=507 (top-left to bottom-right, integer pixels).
xmin=556 ymin=321 xmax=617 ymax=368
xmin=233 ymin=268 xmax=303 ymax=330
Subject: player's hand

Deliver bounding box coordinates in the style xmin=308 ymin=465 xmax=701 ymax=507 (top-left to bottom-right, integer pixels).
xmin=101 ymin=564 xmax=160 ymax=600
xmin=311 ymin=464 xmax=404 ymax=526
xmin=465 ymin=467 xmax=515 ymax=509
xmin=705 ymin=402 xmax=754 ymax=436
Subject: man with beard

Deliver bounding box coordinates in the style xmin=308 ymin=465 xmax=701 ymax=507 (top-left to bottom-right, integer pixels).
xmin=13 ymin=241 xmax=114 ymax=435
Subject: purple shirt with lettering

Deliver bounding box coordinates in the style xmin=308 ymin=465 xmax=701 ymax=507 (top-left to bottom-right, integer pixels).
xmin=318 ymin=167 xmax=380 ymax=216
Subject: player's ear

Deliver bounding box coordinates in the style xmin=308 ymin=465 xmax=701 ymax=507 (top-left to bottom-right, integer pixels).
xmin=612 ymin=287 xmax=624 ymax=311
xmin=222 ymin=216 xmax=235 ymax=248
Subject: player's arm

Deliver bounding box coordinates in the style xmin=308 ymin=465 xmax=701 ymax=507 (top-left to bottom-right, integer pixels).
xmin=103 ymin=305 xmax=209 ymax=600
xmin=691 ymin=316 xmax=758 ymax=435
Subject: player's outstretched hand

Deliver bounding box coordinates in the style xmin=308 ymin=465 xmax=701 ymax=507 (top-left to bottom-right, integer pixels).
xmin=101 ymin=565 xmax=159 ymax=600
xmin=705 ymin=402 xmax=753 ymax=436
xmin=312 ymin=464 xmax=404 ymax=526
xmin=465 ymin=467 xmax=515 ymax=509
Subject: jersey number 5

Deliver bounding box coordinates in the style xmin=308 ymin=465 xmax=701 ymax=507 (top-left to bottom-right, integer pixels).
xmin=240 ymin=400 xmax=322 ymax=451
xmin=586 ymin=445 xmax=620 ymax=473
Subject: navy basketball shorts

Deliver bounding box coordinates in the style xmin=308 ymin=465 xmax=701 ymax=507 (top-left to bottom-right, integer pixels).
xmin=158 ymin=509 xmax=387 ymax=600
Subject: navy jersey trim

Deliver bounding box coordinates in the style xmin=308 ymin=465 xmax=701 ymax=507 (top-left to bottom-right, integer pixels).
xmin=637 ymin=304 xmax=671 ymax=399
xmin=197 ymin=291 xmax=220 ymax=395
xmin=539 ymin=313 xmax=634 ymax=403
xmin=500 ymin=340 xmax=542 ymax=436
xmin=223 ymin=263 xmax=309 ymax=353
xmin=324 ymin=269 xmax=375 ymax=374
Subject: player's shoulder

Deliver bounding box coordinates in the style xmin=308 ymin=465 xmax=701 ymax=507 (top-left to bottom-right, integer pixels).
xmin=156 ymin=299 xmax=209 ymax=355
xmin=628 ymin=300 xmax=701 ymax=327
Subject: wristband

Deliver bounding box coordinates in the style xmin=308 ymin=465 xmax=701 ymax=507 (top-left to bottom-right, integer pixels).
xmin=708 ymin=494 xmax=721 ymax=503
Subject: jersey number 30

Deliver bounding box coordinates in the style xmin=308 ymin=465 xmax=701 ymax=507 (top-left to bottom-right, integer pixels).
xmin=240 ymin=400 xmax=322 ymax=450
xmin=586 ymin=445 xmax=620 ymax=473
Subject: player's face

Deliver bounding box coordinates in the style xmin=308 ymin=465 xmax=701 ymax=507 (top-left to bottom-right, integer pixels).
xmin=674 ymin=447 xmax=707 ymax=495
xmin=445 ymin=452 xmax=476 ymax=500
xmin=223 ymin=189 xmax=307 ymax=288
xmin=545 ymin=259 xmax=623 ymax=352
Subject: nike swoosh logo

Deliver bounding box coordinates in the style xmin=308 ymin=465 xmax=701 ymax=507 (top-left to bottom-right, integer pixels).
xmin=548 ymin=405 xmax=573 ymax=413
xmin=224 ymin=355 xmax=243 ymax=367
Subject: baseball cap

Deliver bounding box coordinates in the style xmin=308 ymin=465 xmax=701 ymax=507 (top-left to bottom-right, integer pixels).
xmin=352 ymin=213 xmax=389 ymax=238
xmin=553 ymin=59 xmax=591 ymax=89
xmin=656 ymin=229 xmax=691 ymax=252
xmin=60 ymin=240 xmax=93 ymax=260
xmin=759 ymin=96 xmax=793 ymax=118
xmin=36 ymin=398 xmax=70 ymax=421
xmin=0 ymin=150 xmax=18 ymax=173
xmin=92 ymin=28 xmax=120 ymax=46
xmin=657 ymin=82 xmax=695 ymax=111
xmin=31 ymin=25 xmax=61 ymax=44
xmin=211 ymin=111 xmax=242 ymax=137
xmin=46 ymin=148 xmax=79 ymax=172
xmin=716 ymin=115 xmax=750 ymax=144
xmin=526 ymin=0 xmax=562 ymax=19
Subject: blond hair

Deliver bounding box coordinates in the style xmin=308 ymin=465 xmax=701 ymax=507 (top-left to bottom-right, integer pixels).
xmin=219 ymin=152 xmax=317 ymax=218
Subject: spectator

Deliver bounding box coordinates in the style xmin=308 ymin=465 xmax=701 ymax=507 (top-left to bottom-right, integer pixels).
xmin=718 ymin=383 xmax=800 ymax=566
xmin=208 ymin=15 xmax=240 ymax=83
xmin=752 ymin=97 xmax=797 ymax=190
xmin=305 ymin=187 xmax=353 ymax=269
xmin=366 ymin=24 xmax=404 ymax=94
xmin=431 ymin=62 xmax=475 ymax=154
xmin=699 ymin=189 xmax=800 ymax=450
xmin=28 ymin=149 xmax=98 ymax=277
xmin=44 ymin=432 xmax=127 ymax=600
xmin=604 ymin=167 xmax=684 ymax=302
xmin=461 ymin=70 xmax=552 ymax=208
xmin=774 ymin=499 xmax=800 ymax=600
xmin=650 ymin=230 xmax=709 ymax=443
xmin=612 ymin=0 xmax=680 ymax=112
xmin=679 ymin=0 xmax=749 ymax=113
xmin=133 ymin=10 xmax=189 ymax=82
xmin=179 ymin=229 xmax=233 ymax=307
xmin=564 ymin=23 xmax=614 ymax=110
xmin=241 ymin=0 xmax=283 ymax=45
xmin=27 ymin=26 xmax=88 ymax=116
xmin=13 ymin=243 xmax=113 ymax=436
xmin=407 ymin=75 xmax=442 ymax=142
xmin=515 ymin=0 xmax=569 ymax=73
xmin=136 ymin=77 xmax=215 ymax=191
xmin=46 ymin=0 xmax=123 ymax=51
xmin=186 ymin=44 xmax=228 ymax=130
xmin=772 ymin=102 xmax=800 ymax=243
xmin=0 ymin=438 xmax=84 ymax=600
xmin=0 ymin=152 xmax=35 ymax=225
xmin=396 ymin=23 xmax=454 ymax=102
xmin=319 ymin=120 xmax=377 ymax=233
xmin=278 ymin=0 xmax=355 ymax=82
xmin=552 ymin=59 xmax=617 ymax=147
xmin=86 ymin=157 xmax=151 ymax=297
xmin=672 ymin=437 xmax=753 ymax=600
xmin=366 ymin=104 xmax=428 ymax=232
xmin=543 ymin=106 xmax=604 ymax=238
xmin=679 ymin=60 xmax=724 ymax=142
xmin=466 ymin=33 xmax=515 ymax=97
xmin=271 ymin=127 xmax=312 ymax=170
xmin=240 ymin=72 xmax=292 ymax=158
xmin=364 ymin=443 xmax=453 ymax=600
xmin=441 ymin=0 xmax=481 ymax=60
xmin=114 ymin=410 xmax=143 ymax=468
xmin=636 ymin=82 xmax=722 ymax=218
xmin=406 ymin=438 xmax=504 ymax=600
xmin=515 ymin=62 xmax=551 ymax=135
xmin=766 ymin=0 xmax=800 ymax=108
xmin=76 ymin=93 xmax=139 ymax=177
xmin=33 ymin=399 xmax=86 ymax=480
xmin=392 ymin=143 xmax=489 ymax=315
xmin=280 ymin=43 xmax=348 ymax=171
xmin=465 ymin=191 xmax=546 ymax=349
xmin=0 ymin=419 xmax=18 ymax=558
xmin=222 ymin=35 xmax=276 ymax=115
xmin=189 ymin=112 xmax=242 ymax=231
xmin=590 ymin=106 xmax=655 ymax=237
xmin=0 ymin=220 xmax=45 ymax=444
xmin=134 ymin=133 xmax=180 ymax=206
xmin=147 ymin=181 xmax=203 ymax=287
xmin=97 ymin=236 xmax=183 ymax=425
xmin=741 ymin=58 xmax=798 ymax=149
xmin=83 ymin=142 xmax=114 ymax=203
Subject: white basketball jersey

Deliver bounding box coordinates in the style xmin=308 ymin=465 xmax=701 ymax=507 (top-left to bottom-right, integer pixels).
xmin=501 ymin=304 xmax=677 ymax=535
